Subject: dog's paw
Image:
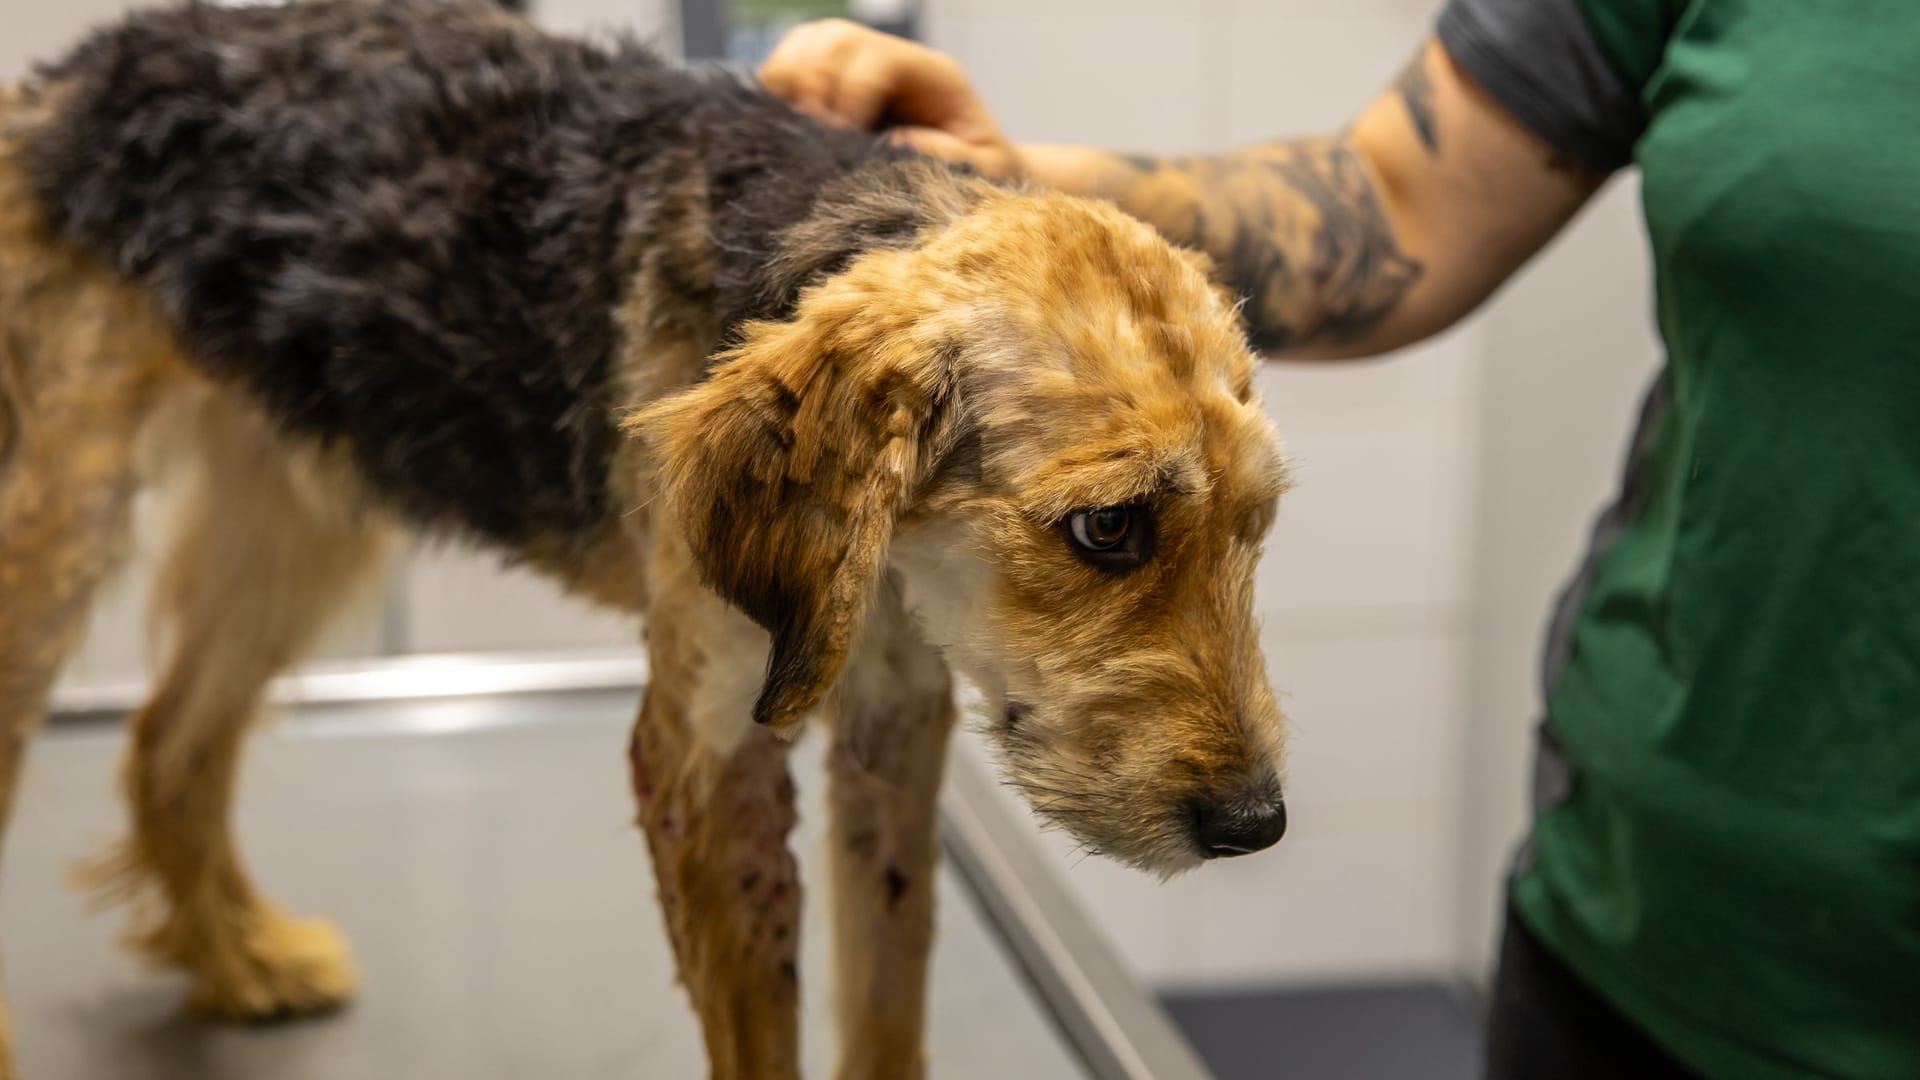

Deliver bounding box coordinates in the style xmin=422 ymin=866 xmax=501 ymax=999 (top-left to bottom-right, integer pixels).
xmin=185 ymin=912 xmax=359 ymax=1022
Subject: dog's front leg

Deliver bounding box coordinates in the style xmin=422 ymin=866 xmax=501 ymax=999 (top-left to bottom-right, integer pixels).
xmin=632 ymin=531 xmax=802 ymax=1080
xmin=825 ymin=601 xmax=958 ymax=1080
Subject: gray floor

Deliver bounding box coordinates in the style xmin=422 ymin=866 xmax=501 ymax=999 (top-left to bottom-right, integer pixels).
xmin=2 ymin=691 xmax=1089 ymax=1079
xmin=1164 ymin=982 xmax=1483 ymax=1080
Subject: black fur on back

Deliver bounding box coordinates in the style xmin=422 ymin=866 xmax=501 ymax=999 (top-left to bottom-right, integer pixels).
xmin=18 ymin=0 xmax=940 ymax=545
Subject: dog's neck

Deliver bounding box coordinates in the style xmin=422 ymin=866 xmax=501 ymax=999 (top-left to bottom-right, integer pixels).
xmin=704 ymin=151 xmax=989 ymax=338
xmin=598 ymin=64 xmax=991 ymax=352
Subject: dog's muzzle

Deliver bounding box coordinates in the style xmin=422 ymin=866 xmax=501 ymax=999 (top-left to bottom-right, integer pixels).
xmin=1190 ymin=783 xmax=1288 ymax=858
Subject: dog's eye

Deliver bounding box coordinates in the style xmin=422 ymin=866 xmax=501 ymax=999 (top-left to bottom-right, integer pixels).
xmin=1062 ymin=503 xmax=1155 ymax=572
xmin=1069 ymin=507 xmax=1132 ymax=551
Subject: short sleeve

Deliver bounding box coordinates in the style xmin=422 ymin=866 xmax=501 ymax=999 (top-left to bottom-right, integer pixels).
xmin=1435 ymin=0 xmax=1675 ymax=172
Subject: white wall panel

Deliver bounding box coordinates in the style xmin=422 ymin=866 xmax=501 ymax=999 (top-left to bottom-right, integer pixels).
xmin=0 ymin=0 xmax=143 ymax=80
xmin=400 ymin=547 xmax=638 ymax=655
xmin=532 ymin=0 xmax=675 ymax=51
xmin=943 ymin=9 xmax=1226 ymax=153
xmin=1224 ymin=12 xmax=1423 ymax=143
xmin=1266 ymin=629 xmax=1467 ymax=812
xmin=1256 ymin=327 xmax=1482 ymax=621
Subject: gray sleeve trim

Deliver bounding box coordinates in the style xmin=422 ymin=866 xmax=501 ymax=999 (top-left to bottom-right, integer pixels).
xmin=1435 ymin=0 xmax=1647 ymax=172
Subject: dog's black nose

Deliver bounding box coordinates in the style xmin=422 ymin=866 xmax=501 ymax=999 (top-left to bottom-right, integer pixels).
xmin=1193 ymin=796 xmax=1287 ymax=858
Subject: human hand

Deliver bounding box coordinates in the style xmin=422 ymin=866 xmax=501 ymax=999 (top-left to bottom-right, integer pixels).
xmin=759 ymin=19 xmax=1024 ymax=180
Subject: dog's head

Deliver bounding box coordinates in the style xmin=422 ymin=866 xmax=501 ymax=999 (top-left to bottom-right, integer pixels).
xmin=635 ymin=179 xmax=1289 ymax=875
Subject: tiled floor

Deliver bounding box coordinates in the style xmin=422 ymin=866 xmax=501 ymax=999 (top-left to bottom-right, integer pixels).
xmin=1166 ymin=980 xmax=1484 ymax=1080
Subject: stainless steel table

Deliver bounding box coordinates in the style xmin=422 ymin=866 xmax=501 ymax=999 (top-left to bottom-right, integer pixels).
xmin=4 ymin=656 xmax=1211 ymax=1080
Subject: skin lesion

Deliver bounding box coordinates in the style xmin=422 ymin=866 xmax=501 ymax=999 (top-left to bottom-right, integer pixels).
xmin=1091 ymin=141 xmax=1424 ymax=354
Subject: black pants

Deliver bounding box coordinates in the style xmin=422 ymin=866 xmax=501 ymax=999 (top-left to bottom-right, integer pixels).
xmin=1486 ymin=904 xmax=1702 ymax=1080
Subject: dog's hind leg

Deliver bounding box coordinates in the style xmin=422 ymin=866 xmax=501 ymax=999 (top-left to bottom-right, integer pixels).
xmin=630 ymin=523 xmax=802 ymax=1080
xmin=824 ymin=596 xmax=957 ymax=1080
xmin=86 ymin=394 xmax=385 ymax=1021
xmin=0 ymin=258 xmax=170 ymax=1077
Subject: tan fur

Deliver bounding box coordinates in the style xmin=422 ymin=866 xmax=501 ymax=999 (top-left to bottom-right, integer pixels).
xmin=83 ymin=390 xmax=385 ymax=1019
xmin=628 ymin=175 xmax=996 ymax=735
xmin=0 ymin=92 xmax=181 ymax=1079
xmin=824 ymin=595 xmax=955 ymax=1080
xmin=638 ymin=186 xmax=1289 ymax=880
xmin=0 ymin=85 xmax=1289 ymax=1080
xmin=1 ymin=89 xmax=383 ymax=1059
xmin=629 ymin=514 xmax=802 ymax=1080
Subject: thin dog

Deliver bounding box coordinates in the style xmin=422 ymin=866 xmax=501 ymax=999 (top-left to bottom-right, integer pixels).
xmin=0 ymin=3 xmax=1292 ymax=1077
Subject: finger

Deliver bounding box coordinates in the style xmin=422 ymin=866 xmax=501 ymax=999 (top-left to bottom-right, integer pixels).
xmin=868 ymin=54 xmax=1012 ymax=154
xmin=784 ymin=69 xmax=845 ymax=127
xmin=757 ymin=23 xmax=812 ymax=92
xmin=759 ymin=21 xmax=842 ymax=112
xmin=875 ymin=52 xmax=975 ymax=132
xmin=826 ymin=47 xmax=906 ymax=130
xmin=766 ymin=21 xmax=984 ymax=137
xmin=762 ymin=21 xmax=1011 ymax=157
xmin=894 ymin=126 xmax=1012 ymax=178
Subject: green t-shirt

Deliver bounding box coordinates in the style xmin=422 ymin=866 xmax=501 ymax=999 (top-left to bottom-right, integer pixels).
xmin=1440 ymin=1 xmax=1920 ymax=1076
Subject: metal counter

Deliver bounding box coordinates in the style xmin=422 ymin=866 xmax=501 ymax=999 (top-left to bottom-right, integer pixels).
xmin=5 ymin=655 xmax=1211 ymax=1080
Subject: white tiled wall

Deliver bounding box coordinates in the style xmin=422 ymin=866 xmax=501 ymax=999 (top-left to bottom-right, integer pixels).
xmin=938 ymin=6 xmax=1227 ymax=153
xmin=0 ymin=0 xmax=137 ymax=76
xmin=1258 ymin=330 xmax=1481 ymax=618
xmin=1223 ymin=9 xmax=1417 ymax=140
xmin=533 ymin=0 xmax=676 ymax=43
xmin=401 ymin=545 xmax=639 ymax=654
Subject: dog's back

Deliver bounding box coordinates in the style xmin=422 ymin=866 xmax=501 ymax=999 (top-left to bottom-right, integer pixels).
xmin=10 ymin=0 xmax=895 ymax=546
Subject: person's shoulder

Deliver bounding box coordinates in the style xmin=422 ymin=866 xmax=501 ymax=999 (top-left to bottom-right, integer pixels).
xmin=1434 ymin=0 xmax=1665 ymax=172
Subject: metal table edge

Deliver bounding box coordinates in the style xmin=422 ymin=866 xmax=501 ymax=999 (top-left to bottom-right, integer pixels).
xmin=46 ymin=651 xmax=1213 ymax=1080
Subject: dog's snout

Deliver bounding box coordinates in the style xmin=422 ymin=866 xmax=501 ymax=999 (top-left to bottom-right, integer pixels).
xmin=1192 ymin=794 xmax=1287 ymax=858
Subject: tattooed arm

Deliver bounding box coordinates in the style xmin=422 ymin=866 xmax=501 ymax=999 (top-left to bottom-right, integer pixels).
xmin=1026 ymin=140 xmax=1426 ymax=354
xmin=762 ymin=30 xmax=1605 ymax=357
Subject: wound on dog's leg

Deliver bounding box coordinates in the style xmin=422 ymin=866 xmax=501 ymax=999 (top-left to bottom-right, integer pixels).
xmin=632 ymin=687 xmax=801 ymax=1080
xmin=825 ymin=613 xmax=957 ymax=1080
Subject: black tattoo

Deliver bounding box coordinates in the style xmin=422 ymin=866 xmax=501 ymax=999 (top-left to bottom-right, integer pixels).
xmin=1102 ymin=142 xmax=1423 ymax=353
xmin=1256 ymin=146 xmax=1422 ymax=350
xmin=1397 ymin=55 xmax=1439 ymax=155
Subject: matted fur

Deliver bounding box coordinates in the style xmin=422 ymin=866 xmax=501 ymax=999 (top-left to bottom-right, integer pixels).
xmin=16 ymin=0 xmax=930 ymax=547
xmin=0 ymin=4 xmax=1292 ymax=1078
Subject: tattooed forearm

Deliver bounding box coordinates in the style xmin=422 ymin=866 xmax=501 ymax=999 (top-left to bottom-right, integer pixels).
xmin=1092 ymin=141 xmax=1422 ymax=353
xmin=1397 ymin=56 xmax=1439 ymax=155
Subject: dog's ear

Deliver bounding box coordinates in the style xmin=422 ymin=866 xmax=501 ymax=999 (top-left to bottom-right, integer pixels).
xmin=631 ymin=290 xmax=957 ymax=733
